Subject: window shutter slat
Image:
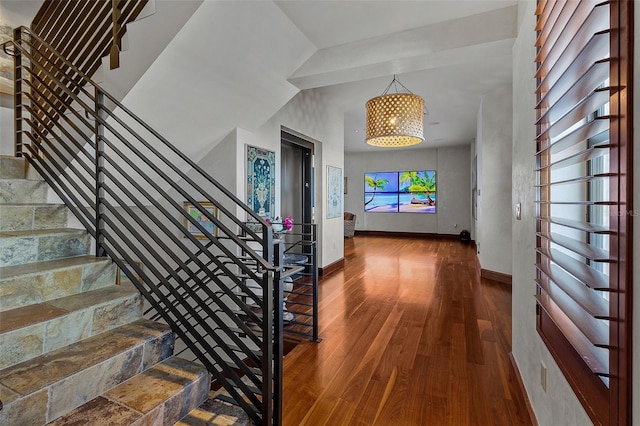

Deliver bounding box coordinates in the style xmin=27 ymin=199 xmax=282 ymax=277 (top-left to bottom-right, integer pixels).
xmin=537 ymin=247 xmax=610 ymax=290
xmin=536 ymin=26 xmax=609 ymax=97
xmin=537 ymin=231 xmax=611 ymax=262
xmin=536 ymin=58 xmax=609 ymax=113
xmin=535 ymin=0 xmax=563 ymax=37
xmin=536 ymin=88 xmax=609 ymax=140
xmin=537 ymin=143 xmax=610 ymax=172
xmin=535 ymin=0 xmax=548 ymax=17
xmin=536 ymin=2 xmax=579 ymax=48
xmin=535 ymin=293 xmax=609 ymax=376
xmin=536 ymin=286 xmax=609 ymax=347
xmin=542 ymin=118 xmax=608 ymax=157
xmin=537 ymin=264 xmax=610 ymax=318
xmin=537 ymin=216 xmax=612 ymax=234
xmin=535 ymin=1 xmax=608 ymax=77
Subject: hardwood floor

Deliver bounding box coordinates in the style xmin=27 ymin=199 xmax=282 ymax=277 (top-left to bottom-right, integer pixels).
xmin=282 ymin=235 xmax=532 ymax=426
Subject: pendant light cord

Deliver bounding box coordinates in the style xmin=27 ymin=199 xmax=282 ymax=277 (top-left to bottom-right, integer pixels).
xmin=381 ymin=75 xmax=414 ymax=95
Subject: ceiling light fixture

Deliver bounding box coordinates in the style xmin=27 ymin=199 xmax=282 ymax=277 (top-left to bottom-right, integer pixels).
xmin=365 ymin=75 xmax=424 ymax=147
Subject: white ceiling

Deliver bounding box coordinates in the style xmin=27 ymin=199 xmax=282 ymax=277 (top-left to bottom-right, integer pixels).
xmin=0 ymin=0 xmax=519 ymax=154
xmin=0 ymin=0 xmax=42 ymax=28
xmin=276 ymin=0 xmax=518 ymax=153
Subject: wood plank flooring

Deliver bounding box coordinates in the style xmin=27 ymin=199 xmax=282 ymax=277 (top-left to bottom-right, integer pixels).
xmin=282 ymin=235 xmax=532 ymax=426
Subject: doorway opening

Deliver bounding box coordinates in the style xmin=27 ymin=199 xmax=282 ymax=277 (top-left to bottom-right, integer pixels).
xmin=280 ymin=130 xmax=313 ymax=226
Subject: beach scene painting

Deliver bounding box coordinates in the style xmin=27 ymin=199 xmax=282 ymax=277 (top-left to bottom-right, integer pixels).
xmin=364 ymin=170 xmax=436 ymax=213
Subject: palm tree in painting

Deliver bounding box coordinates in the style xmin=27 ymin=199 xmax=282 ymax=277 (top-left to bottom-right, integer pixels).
xmin=422 ymin=171 xmax=436 ymax=204
xmin=364 ymin=175 xmax=389 ymax=206
xmin=400 ymin=171 xmax=436 ymax=205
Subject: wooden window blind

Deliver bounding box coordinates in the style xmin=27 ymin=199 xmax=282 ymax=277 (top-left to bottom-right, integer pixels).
xmin=534 ymin=1 xmax=632 ymax=424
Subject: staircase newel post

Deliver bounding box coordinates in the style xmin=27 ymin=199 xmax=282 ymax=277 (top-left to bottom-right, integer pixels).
xmin=261 ymin=267 xmax=274 ymax=425
xmin=13 ymin=27 xmax=23 ymax=157
xmin=94 ymin=87 xmax=106 ymax=257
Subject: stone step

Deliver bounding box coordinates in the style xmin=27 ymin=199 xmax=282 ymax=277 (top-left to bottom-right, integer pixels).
xmin=0 ymin=319 xmax=175 ymax=425
xmin=48 ymin=357 xmax=209 ymax=426
xmin=0 ymin=256 xmax=116 ymax=312
xmin=0 ymin=203 xmax=68 ymax=232
xmin=175 ymin=393 xmax=251 ymax=426
xmin=0 ymin=179 xmax=48 ymax=204
xmin=0 ymin=156 xmax=41 ymax=180
xmin=0 ymin=228 xmax=91 ymax=267
xmin=0 ymin=285 xmax=143 ymax=370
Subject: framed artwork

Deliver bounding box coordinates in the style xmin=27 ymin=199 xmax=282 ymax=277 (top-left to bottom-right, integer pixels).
xmin=116 ymin=260 xmax=142 ymax=285
xmin=344 ymin=176 xmax=348 ymax=194
xmin=364 ymin=170 xmax=436 ymax=213
xmin=327 ymin=165 xmax=343 ymax=219
xmin=183 ymin=201 xmax=218 ymax=238
xmin=246 ymin=145 xmax=275 ymax=218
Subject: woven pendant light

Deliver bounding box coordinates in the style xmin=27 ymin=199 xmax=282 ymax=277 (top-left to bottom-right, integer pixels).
xmin=365 ymin=76 xmax=424 ymax=147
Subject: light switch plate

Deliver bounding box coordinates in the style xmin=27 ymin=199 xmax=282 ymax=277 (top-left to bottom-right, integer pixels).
xmin=516 ymin=203 xmax=522 ymax=220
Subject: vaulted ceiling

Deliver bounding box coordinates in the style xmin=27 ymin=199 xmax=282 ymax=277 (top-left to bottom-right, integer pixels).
xmin=1 ymin=0 xmax=518 ymax=154
xmin=275 ymin=0 xmax=518 ymax=152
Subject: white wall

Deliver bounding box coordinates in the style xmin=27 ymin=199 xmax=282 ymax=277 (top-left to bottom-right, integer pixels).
xmin=476 ymin=83 xmax=513 ymax=274
xmin=344 ymin=145 xmax=470 ymax=235
xmin=235 ymin=89 xmax=345 ymax=269
xmin=0 ymin=104 xmax=12 ymax=155
xmin=470 ymin=139 xmax=477 ymax=240
xmin=511 ymin=2 xmax=593 ymax=425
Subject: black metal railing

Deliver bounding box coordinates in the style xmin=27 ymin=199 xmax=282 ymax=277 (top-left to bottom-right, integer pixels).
xmin=0 ymin=26 xmax=320 ymax=425
xmin=271 ymin=223 xmax=320 ymax=343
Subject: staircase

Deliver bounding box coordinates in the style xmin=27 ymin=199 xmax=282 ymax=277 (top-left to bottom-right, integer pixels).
xmin=1 ymin=9 xmax=320 ymax=422
xmin=0 ymin=156 xmax=212 ymax=425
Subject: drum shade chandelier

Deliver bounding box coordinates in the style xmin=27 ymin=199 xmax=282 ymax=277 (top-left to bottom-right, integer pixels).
xmin=366 ymin=75 xmax=424 ymax=147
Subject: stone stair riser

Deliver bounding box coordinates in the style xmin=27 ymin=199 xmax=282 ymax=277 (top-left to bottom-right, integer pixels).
xmin=0 ymin=204 xmax=67 ymax=231
xmin=0 ymin=292 xmax=143 ymax=370
xmin=0 ymin=320 xmax=176 ymax=425
xmin=0 ymin=259 xmax=116 ymax=312
xmin=0 ymin=157 xmax=29 ymax=179
xmin=47 ymin=357 xmax=209 ymax=426
xmin=0 ymin=157 xmax=41 ymax=180
xmin=0 ymin=156 xmax=218 ymax=425
xmin=0 ymin=232 xmax=90 ymax=267
xmin=0 ymin=179 xmax=48 ymax=204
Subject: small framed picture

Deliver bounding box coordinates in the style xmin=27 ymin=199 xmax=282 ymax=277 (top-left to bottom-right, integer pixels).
xmin=116 ymin=260 xmax=142 ymax=285
xmin=183 ymin=201 xmax=218 ymax=238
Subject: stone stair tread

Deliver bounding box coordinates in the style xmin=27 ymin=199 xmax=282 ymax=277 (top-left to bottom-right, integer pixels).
xmin=0 ymin=202 xmax=62 ymax=206
xmin=0 ymin=255 xmax=110 ymax=280
xmin=47 ymin=357 xmax=209 ymax=426
xmin=0 ymin=303 xmax=68 ymax=333
xmin=0 ymin=318 xmax=172 ymax=402
xmin=0 ymin=286 xmax=139 ymax=334
xmin=175 ymin=394 xmax=251 ymax=425
xmin=0 ymin=176 xmax=45 ymax=182
xmin=0 ymin=286 xmax=142 ymax=370
xmin=0 ymin=228 xmax=86 ymax=238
